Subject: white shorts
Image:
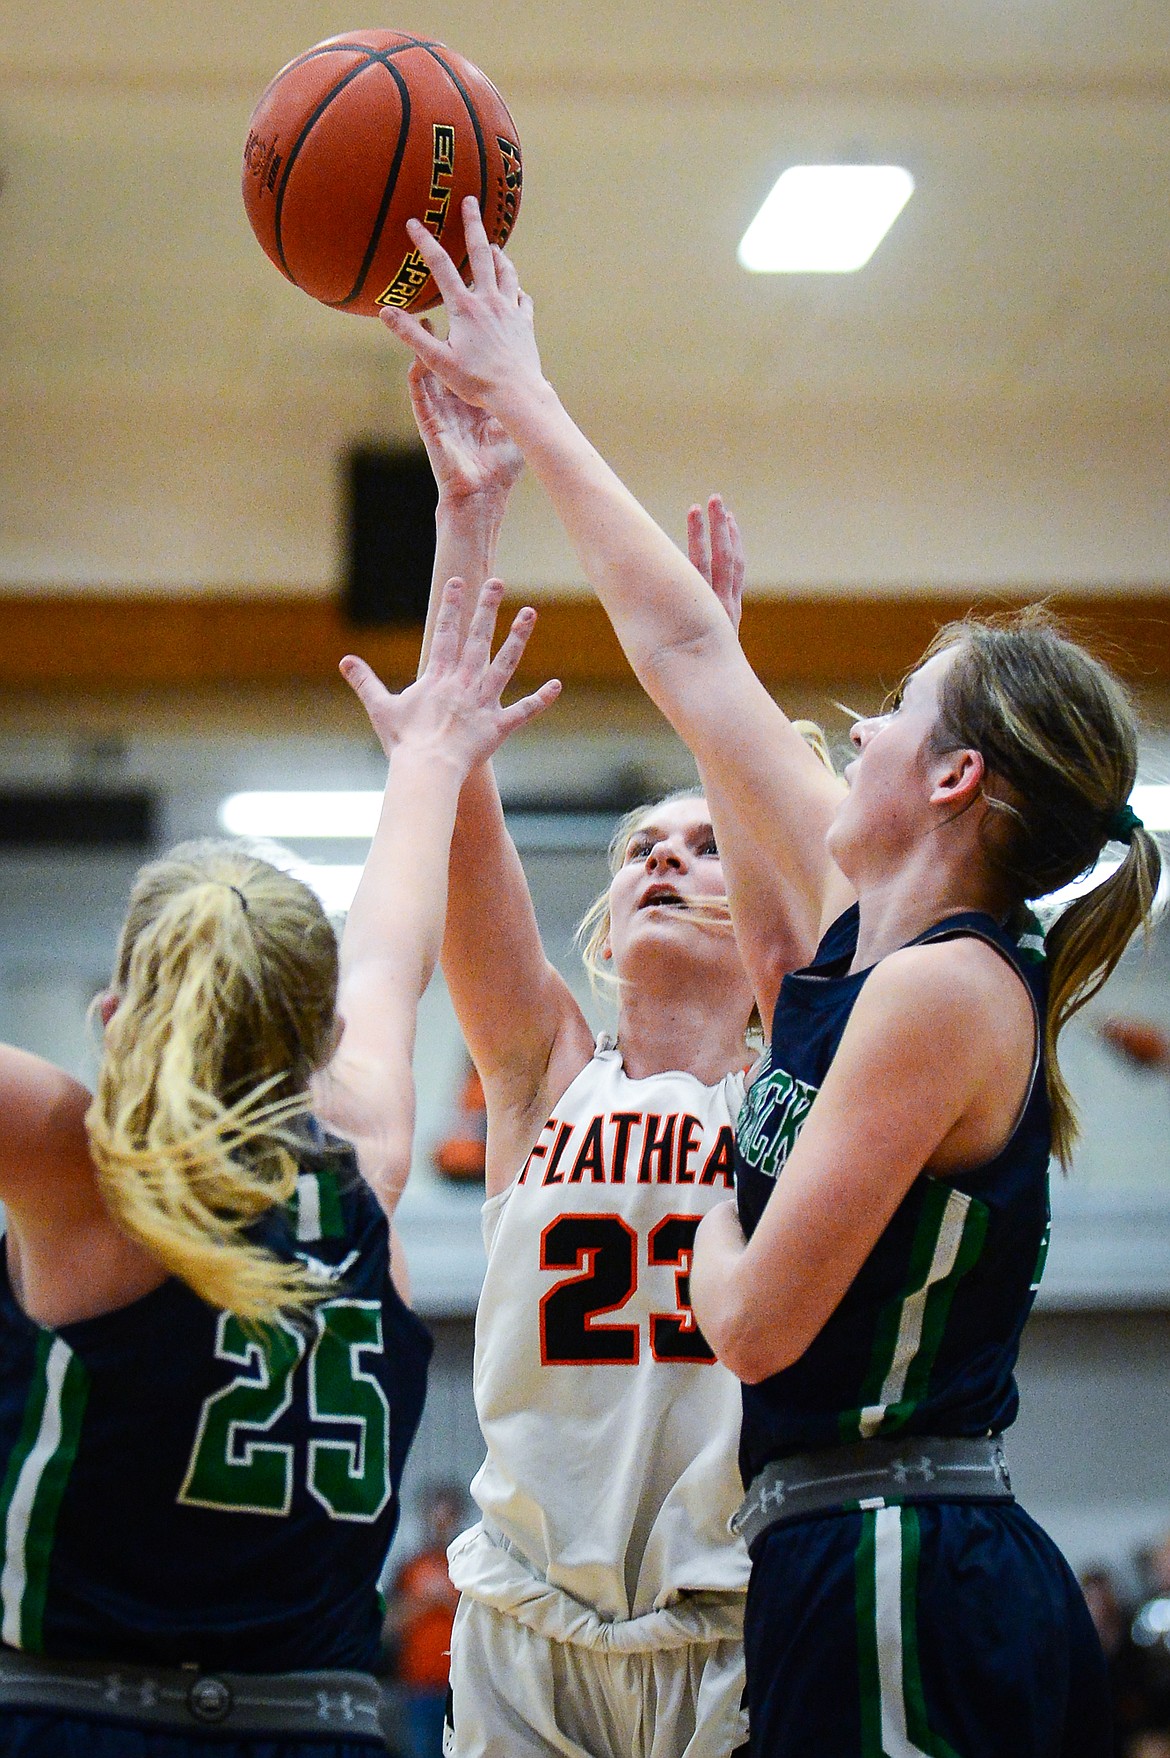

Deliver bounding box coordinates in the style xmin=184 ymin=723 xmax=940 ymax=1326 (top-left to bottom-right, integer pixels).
xmin=445 ymin=1525 xmax=747 ymax=1758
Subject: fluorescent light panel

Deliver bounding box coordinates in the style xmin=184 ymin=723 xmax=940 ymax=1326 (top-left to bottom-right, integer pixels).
xmin=219 ymin=791 xmax=382 ymax=839
xmin=739 ymin=164 xmax=914 ymax=274
xmin=286 ymin=861 xmax=364 ymax=915
xmin=220 ymin=783 xmax=1170 ymax=843
xmin=221 ymin=783 xmax=1168 ymax=920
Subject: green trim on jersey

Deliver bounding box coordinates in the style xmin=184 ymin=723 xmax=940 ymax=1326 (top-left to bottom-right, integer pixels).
xmin=856 ymin=1505 xmax=960 ymax=1758
xmin=294 ymin=1167 xmax=345 ymax=1243
xmin=0 ymin=1333 xmax=89 ymax=1651
xmin=841 ymin=1183 xmax=990 ymax=1443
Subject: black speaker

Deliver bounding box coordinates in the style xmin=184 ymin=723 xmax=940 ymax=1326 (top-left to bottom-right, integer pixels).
xmin=343 ymin=446 xmax=438 ymax=627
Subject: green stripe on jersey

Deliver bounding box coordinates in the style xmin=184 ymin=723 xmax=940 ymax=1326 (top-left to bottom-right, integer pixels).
xmin=855 ymin=1506 xmax=959 ymax=1758
xmin=294 ymin=1167 xmax=345 ymax=1243
xmin=317 ymin=1167 xmax=345 ymax=1238
xmin=0 ymin=1333 xmax=89 ymax=1651
xmin=855 ymin=1512 xmax=885 ymax=1756
xmin=841 ymin=1183 xmax=990 ymax=1443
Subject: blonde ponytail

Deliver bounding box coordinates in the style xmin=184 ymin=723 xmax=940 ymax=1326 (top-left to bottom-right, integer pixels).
xmin=924 ymin=611 xmax=1163 ymax=1166
xmin=87 ymin=843 xmax=340 ymax=1322
xmin=1041 ymin=826 xmax=1161 ymax=1164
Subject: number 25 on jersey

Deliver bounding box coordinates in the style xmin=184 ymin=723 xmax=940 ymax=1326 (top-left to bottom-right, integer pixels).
xmin=179 ymin=1298 xmax=391 ymax=1521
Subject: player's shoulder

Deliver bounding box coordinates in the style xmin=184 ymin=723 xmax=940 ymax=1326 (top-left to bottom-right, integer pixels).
xmin=878 ymin=928 xmax=1025 ymax=997
xmin=855 ymin=932 xmax=1031 ymax=1050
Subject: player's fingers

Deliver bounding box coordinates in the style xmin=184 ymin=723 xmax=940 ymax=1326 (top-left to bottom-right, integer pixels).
xmin=493 ymin=245 xmax=522 ymax=302
xmin=460 ymin=195 xmax=496 ymax=288
xmin=427 ymin=577 xmax=469 ymax=672
xmin=498 ymin=677 xmax=562 ymax=736
xmin=380 ymin=304 xmax=450 ymax=370
xmin=687 ymin=505 xmax=711 ymax=583
xmin=460 ymin=577 xmax=507 ymax=674
xmin=339 ymin=655 xmax=396 ymax=722
xmin=406 ymin=356 xmax=436 ymax=416
xmin=727 ymin=509 xmax=746 ymax=591
xmin=403 ymin=217 xmax=468 ymax=306
xmin=484 ymin=605 xmax=537 ymax=695
xmin=709 ymin=496 xmax=733 ymax=578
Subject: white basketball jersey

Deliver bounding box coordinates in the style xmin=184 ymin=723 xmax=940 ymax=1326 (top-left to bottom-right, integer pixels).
xmin=467 ymin=1038 xmax=751 ymax=1623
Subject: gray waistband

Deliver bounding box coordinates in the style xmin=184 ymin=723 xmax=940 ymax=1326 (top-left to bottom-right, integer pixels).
xmin=733 ymin=1434 xmax=1013 ymax=1551
xmin=0 ymin=1647 xmax=386 ymax=1740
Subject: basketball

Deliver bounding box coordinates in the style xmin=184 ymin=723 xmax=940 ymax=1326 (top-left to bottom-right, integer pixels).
xmin=242 ymin=30 xmax=522 ymax=317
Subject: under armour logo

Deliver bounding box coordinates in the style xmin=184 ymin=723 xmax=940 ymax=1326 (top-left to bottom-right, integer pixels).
xmin=316 ymin=1690 xmax=359 ymax=1723
xmin=891 ymin=1455 xmax=936 ymax=1486
xmin=757 ymin=1479 xmax=787 ymax=1514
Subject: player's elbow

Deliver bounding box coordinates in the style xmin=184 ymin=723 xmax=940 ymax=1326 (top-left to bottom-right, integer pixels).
xmin=367 ymin=1128 xmax=414 ymax=1211
xmin=721 ymin=1329 xmax=805 ymax=1385
xmin=639 ymin=620 xmax=737 ymax=708
xmin=707 ymin=1287 xmax=814 ymax=1384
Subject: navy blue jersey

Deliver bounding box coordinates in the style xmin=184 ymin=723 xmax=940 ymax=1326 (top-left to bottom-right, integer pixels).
xmin=0 ymin=1131 xmax=431 ymax=1672
xmin=735 ymin=906 xmax=1051 ymax=1483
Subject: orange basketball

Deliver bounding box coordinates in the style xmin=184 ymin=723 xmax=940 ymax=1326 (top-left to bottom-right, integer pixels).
xmin=242 ymin=30 xmax=522 ymax=316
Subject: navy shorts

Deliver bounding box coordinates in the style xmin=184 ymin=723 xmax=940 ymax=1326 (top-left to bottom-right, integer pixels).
xmin=0 ymin=1710 xmax=386 ymax=1757
xmin=744 ymin=1500 xmax=1112 ymax=1757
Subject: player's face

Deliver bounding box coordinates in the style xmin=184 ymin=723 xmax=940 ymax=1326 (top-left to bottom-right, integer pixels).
xmin=829 ymin=647 xmax=957 ymax=870
xmin=605 ymin=797 xmax=729 ymax=972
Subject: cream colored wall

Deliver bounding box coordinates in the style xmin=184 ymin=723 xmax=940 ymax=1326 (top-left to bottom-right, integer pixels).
xmin=5 ymin=392 xmax=1169 ymax=594
xmin=4 ymin=2 xmax=1169 ymax=596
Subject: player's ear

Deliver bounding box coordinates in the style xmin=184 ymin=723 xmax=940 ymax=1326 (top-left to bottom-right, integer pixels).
xmin=97 ymin=990 xmax=120 ymax=1028
xmin=929 ymin=746 xmax=984 ymax=814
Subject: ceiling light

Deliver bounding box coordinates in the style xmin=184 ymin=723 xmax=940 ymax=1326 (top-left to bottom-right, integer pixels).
xmin=219 ymin=791 xmax=382 ymax=839
xmin=738 ymin=165 xmax=914 ymax=274
xmin=285 ymin=861 xmax=364 ymax=915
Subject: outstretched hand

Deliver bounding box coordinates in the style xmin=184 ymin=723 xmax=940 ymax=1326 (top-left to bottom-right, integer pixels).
xmin=408 ymin=354 xmax=524 ymax=505
xmin=687 ymin=494 xmax=745 ymax=634
xmin=379 ymin=197 xmax=545 ymax=415
xmin=341 ymin=577 xmax=560 ymax=772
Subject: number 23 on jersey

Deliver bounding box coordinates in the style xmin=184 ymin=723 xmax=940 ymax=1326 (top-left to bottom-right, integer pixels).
xmin=540 ymin=1212 xmax=714 ymax=1366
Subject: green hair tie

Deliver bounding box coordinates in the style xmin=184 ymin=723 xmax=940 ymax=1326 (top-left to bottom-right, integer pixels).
xmin=1109 ymin=802 xmax=1144 ymax=843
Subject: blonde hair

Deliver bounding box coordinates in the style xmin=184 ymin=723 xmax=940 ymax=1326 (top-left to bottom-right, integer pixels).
xmin=86 ymin=840 xmax=341 ymax=1322
xmin=577 ymin=721 xmax=836 ymax=1005
xmin=922 ymin=608 xmax=1162 ymax=1167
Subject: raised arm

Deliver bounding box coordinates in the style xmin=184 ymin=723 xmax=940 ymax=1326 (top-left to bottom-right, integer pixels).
xmin=381 ymin=201 xmax=849 ymax=966
xmin=686 ymin=494 xmax=843 ymax=1020
xmin=312 ymin=577 xmax=559 ymax=1214
xmin=407 ymin=365 xmax=595 ymax=1193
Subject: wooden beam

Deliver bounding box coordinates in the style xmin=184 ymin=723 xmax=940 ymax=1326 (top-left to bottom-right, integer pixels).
xmin=0 ymin=591 xmax=1166 ymax=693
